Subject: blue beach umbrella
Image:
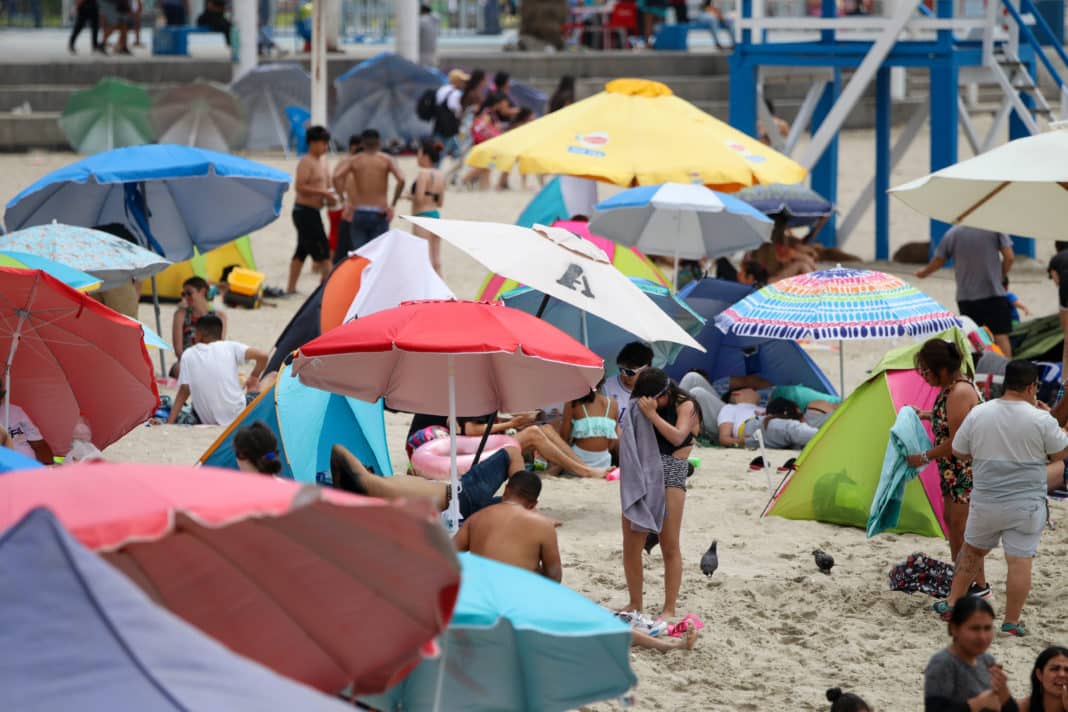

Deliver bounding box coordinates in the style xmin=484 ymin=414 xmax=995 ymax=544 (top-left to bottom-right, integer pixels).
xmin=502 ymin=277 xmax=705 ymax=375
xmin=4 ymin=145 xmax=290 ymax=263
xmin=332 ymin=52 xmax=445 ymax=147
xmin=590 ymin=182 xmax=774 ymax=285
xmin=362 ymin=553 xmax=636 ymax=712
xmin=0 ymin=251 xmax=101 ymax=291
xmin=0 ymin=223 xmax=170 ymax=291
xmin=0 ymin=446 xmax=42 ymax=474
xmin=736 ymin=182 xmax=834 ymax=228
xmin=0 ymin=508 xmax=353 ymax=712
xmin=199 ymin=363 xmax=393 ymax=483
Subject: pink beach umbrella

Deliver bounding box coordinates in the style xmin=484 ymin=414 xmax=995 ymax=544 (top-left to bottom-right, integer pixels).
xmin=291 ymin=299 xmax=604 ymax=531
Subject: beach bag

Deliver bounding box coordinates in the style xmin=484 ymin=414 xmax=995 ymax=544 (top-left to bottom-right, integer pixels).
xmin=888 ymin=552 xmax=953 ymax=598
xmin=433 ymin=98 xmax=461 ymax=138
xmin=416 ymin=89 xmax=438 ymax=121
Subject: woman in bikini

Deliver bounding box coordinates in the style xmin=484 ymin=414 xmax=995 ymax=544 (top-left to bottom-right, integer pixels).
xmin=907 ymin=338 xmax=989 ymax=598
xmin=170 ymin=276 xmax=226 ymax=377
xmin=408 ymin=137 xmax=447 ymax=275
xmin=622 ymin=368 xmax=700 ymax=620
xmin=560 ymin=382 xmax=619 ymax=474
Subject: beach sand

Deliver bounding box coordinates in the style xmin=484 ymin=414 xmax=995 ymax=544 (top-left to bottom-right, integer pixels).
xmin=9 ymin=121 xmax=1067 ymax=710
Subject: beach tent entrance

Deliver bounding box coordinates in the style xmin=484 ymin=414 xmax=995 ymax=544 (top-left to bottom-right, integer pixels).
xmin=762 ymin=335 xmax=973 ymax=538
xmin=667 ymin=278 xmax=836 ymax=395
xmin=198 ymin=363 xmax=392 ymax=482
xmin=140 ymin=237 xmax=255 ymax=301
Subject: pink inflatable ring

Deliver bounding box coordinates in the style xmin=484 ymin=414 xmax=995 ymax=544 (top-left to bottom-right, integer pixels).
xmin=410 ymin=435 xmax=520 ymax=481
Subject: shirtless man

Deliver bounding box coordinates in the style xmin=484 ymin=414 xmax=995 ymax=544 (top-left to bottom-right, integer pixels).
xmin=287 ymin=125 xmax=336 ymax=294
xmin=330 ymin=133 xmax=362 ymax=264
xmin=454 ymin=470 xmax=699 ymax=653
xmin=343 ymin=128 xmax=405 ymax=252
xmin=454 ymin=470 xmax=562 ymax=581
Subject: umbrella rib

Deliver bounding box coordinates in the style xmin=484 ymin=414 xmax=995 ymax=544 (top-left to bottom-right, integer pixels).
xmin=953 ymin=181 xmax=1010 ymax=223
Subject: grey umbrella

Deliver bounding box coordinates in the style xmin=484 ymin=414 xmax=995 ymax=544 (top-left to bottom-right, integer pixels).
xmin=150 ymin=80 xmax=247 ymax=153
xmin=231 ymin=63 xmax=311 ymax=152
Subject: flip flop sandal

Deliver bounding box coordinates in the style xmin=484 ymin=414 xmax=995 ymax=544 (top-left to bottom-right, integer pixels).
xmin=777 ymin=457 xmax=797 ymax=473
xmin=1001 ymin=622 xmax=1028 ymax=637
xmin=933 ymin=600 xmax=953 ymax=621
xmin=749 ymin=456 xmax=768 ymax=471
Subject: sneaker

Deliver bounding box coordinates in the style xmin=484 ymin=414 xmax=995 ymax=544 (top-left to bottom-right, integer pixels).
xmin=1001 ymin=621 xmax=1028 ymax=637
xmin=933 ymin=600 xmax=953 ymax=620
xmin=967 ymin=582 xmax=992 ymax=599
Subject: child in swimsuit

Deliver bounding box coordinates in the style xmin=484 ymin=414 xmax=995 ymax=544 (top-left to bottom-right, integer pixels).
xmin=561 ymin=384 xmax=619 ymax=471
xmin=408 ymin=137 xmax=446 ymax=274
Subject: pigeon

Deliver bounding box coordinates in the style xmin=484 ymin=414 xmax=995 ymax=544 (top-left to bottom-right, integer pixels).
xmin=700 ymin=540 xmax=719 ymax=577
xmin=643 ymin=532 xmax=660 ymax=553
xmin=813 ymin=549 xmax=835 ymax=575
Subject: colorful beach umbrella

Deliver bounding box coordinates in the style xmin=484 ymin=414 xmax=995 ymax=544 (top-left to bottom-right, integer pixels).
xmin=736 ymin=183 xmax=834 ymax=228
xmin=0 ymin=250 xmax=100 ymax=291
xmin=0 ymin=508 xmax=355 ymax=712
xmin=407 ymin=216 xmax=699 ymax=350
xmin=199 ymin=363 xmax=393 ymax=483
xmin=150 ymin=79 xmax=247 ymax=153
xmin=0 ymin=445 xmax=42 ymax=474
xmin=515 ymin=176 xmax=599 ymax=229
xmin=332 ymin=52 xmax=444 ymax=147
xmin=714 ymin=266 xmax=961 ymax=392
xmin=0 ymin=462 xmax=461 ymax=696
xmin=466 ymin=78 xmax=807 ymax=191
xmin=231 ymin=63 xmax=311 ymax=152
xmin=502 ymin=278 xmax=705 ymax=375
xmin=4 ymin=145 xmax=291 ymax=263
xmin=362 ymin=553 xmax=636 ymax=712
xmin=0 ymin=223 xmax=170 ymax=291
xmin=890 ymin=126 xmax=1068 ymax=241
xmin=0 ymin=268 xmax=158 ymax=455
xmin=478 ymin=219 xmax=669 ymax=301
xmin=291 ymin=299 xmax=604 ymax=531
xmin=58 ymin=77 xmax=152 ymax=154
xmin=590 ymin=182 xmax=774 ymax=283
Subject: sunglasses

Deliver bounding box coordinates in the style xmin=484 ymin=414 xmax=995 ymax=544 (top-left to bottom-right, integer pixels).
xmin=619 ymin=366 xmax=647 ymax=377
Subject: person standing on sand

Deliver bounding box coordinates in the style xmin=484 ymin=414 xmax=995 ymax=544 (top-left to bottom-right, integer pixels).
xmin=934 ymin=359 xmax=1068 ymax=637
xmin=344 ymin=129 xmax=405 ymax=253
xmin=454 ymin=469 xmax=699 ymax=653
xmin=620 ymin=368 xmax=699 ymax=621
xmin=915 ymin=225 xmax=1015 ymax=357
xmin=406 ymin=137 xmax=446 ymax=274
xmin=329 ymin=133 xmax=362 ymax=264
xmin=287 ymin=125 xmax=336 ymax=294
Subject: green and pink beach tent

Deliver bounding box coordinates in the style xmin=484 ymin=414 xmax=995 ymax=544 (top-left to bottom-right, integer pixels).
xmin=764 ymin=330 xmax=974 ymax=538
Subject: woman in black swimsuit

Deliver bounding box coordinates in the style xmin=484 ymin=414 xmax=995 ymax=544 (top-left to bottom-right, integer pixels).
xmin=407 ymin=137 xmax=446 ymax=274
xmin=629 ymin=368 xmax=700 ymax=620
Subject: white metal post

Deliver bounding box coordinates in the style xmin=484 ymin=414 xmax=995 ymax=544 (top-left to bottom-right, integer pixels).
xmin=395 ymin=0 xmax=419 ymax=62
xmin=234 ymin=0 xmax=258 ymax=81
xmin=310 ymin=0 xmax=329 ymax=127
xmin=445 ymin=355 xmax=462 ymax=534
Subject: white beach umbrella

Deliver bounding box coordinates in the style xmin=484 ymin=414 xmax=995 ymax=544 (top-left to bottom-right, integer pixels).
xmin=889 ymin=126 xmax=1068 ymax=240
xmin=404 ymin=216 xmax=705 ymax=352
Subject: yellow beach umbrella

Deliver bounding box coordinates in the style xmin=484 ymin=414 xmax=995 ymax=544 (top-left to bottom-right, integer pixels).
xmin=466 ymin=79 xmax=806 ymax=191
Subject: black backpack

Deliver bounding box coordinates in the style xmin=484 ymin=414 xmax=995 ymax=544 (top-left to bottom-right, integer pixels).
xmin=433 ymin=100 xmax=460 ymax=138
xmin=416 ymin=88 xmax=438 ymax=121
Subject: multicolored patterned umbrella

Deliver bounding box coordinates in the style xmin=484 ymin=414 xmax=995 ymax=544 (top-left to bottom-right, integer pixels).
xmin=0 ymin=250 xmax=100 ymax=291
xmin=0 ymin=223 xmax=170 ymax=291
xmin=736 ymin=183 xmax=834 ymax=228
xmin=714 ymin=266 xmax=960 ymax=392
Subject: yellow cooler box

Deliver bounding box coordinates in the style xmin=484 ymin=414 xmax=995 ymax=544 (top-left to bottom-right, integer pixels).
xmin=224 ymin=267 xmax=265 ymax=309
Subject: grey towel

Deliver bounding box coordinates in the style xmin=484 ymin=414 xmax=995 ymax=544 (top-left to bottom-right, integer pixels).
xmin=619 ymin=403 xmax=666 ymax=534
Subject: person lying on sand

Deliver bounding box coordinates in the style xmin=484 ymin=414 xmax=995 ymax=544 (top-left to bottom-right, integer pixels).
xmin=452 ymin=469 xmax=699 ymax=653
xmin=329 ymin=443 xmax=526 ymax=520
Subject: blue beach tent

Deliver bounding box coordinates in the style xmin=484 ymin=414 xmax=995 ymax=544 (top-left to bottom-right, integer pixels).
xmin=668 ymin=278 xmax=836 ymax=396
xmin=199 ymin=363 xmax=392 ymax=482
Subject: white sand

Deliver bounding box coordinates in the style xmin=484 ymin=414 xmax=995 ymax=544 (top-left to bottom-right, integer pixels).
xmin=8 ymin=122 xmax=1068 ymax=711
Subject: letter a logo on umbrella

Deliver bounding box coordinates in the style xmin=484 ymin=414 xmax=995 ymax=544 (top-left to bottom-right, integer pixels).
xmin=556 ymin=264 xmax=594 ymax=298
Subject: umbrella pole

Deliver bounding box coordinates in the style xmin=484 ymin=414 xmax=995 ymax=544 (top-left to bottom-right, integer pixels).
xmin=838 ymin=339 xmax=845 ymax=396
xmin=151 ymin=276 xmax=167 ymax=377
xmin=3 ymin=309 xmax=28 ymax=432
xmin=534 ymin=294 xmax=551 ymax=319
xmin=431 ymin=632 xmax=450 ymax=712
xmin=580 ymin=310 xmax=588 ymax=347
xmin=672 ymin=241 xmax=680 ymax=293
xmin=470 ymin=411 xmax=497 ymax=468
xmin=446 ymin=355 xmax=462 ymax=534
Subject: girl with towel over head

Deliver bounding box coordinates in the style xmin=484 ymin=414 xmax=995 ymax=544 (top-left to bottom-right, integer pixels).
xmin=618 ymin=368 xmax=699 ymax=620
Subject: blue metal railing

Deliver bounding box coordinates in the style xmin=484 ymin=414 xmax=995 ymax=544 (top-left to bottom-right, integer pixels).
xmin=1001 ymin=0 xmax=1068 ymax=97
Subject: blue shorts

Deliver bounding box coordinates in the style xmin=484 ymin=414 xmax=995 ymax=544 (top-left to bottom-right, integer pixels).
xmin=458 ymin=449 xmax=510 ymax=519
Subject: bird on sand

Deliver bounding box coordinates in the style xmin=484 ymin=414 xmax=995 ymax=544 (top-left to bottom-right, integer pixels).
xmin=813 ymin=549 xmax=835 ymax=575
xmin=700 ymin=540 xmax=718 ymax=577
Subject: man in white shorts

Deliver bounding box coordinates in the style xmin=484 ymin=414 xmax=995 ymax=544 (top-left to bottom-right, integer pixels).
xmin=937 ymin=359 xmax=1068 ymax=636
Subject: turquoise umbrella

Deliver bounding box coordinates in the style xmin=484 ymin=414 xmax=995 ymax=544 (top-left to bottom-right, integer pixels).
xmin=0 ymin=251 xmax=100 ymax=292
xmin=362 ymin=553 xmax=636 ymax=712
xmin=502 ymin=277 xmax=706 ymax=376
xmin=0 ymin=223 xmax=170 ymax=291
